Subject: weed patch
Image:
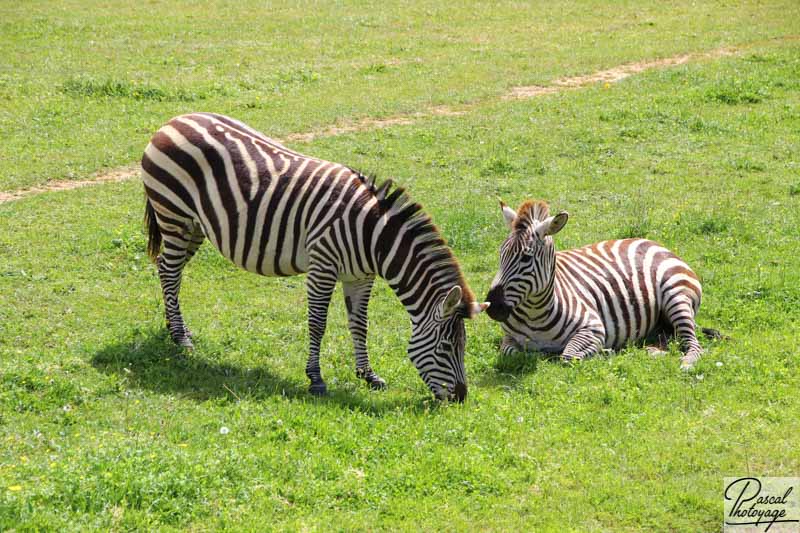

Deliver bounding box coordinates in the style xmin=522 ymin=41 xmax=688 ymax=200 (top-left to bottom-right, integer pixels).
xmin=728 ymin=157 xmax=766 ymax=173
xmin=481 ymin=156 xmax=517 ymax=177
xmin=696 ymin=216 xmax=730 ymax=235
xmin=60 ymin=78 xmax=229 ymax=102
xmin=701 ymin=78 xmax=770 ymax=105
xmin=616 ymin=219 xmax=652 ymax=239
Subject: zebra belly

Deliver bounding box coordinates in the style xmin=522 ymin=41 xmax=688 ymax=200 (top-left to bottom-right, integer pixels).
xmin=191 ymin=210 xmax=310 ymax=277
xmin=597 ymin=298 xmax=661 ymax=349
xmin=574 ymin=277 xmax=661 ymax=350
xmin=236 ymin=245 xmax=309 ymax=277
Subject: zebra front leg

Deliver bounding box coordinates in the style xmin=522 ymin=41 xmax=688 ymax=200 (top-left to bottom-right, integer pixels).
xmin=664 ymin=294 xmax=703 ymax=370
xmin=305 ymin=263 xmax=338 ymax=396
xmin=500 ymin=334 xmax=522 ymax=357
xmin=342 ymin=278 xmax=386 ymax=390
xmin=561 ymin=326 xmax=604 ymax=362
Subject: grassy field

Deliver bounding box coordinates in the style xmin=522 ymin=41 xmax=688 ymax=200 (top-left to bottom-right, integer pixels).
xmin=2 ymin=0 xmax=800 ymax=191
xmin=2 ymin=2 xmax=800 ymax=531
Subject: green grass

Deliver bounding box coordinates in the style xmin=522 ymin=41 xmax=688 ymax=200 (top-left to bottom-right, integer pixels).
xmin=2 ymin=3 xmax=800 ymax=531
xmin=2 ymin=0 xmax=800 ymax=191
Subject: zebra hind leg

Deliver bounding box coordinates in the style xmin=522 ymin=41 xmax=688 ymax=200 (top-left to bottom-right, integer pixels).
xmin=561 ymin=326 xmax=604 ymax=362
xmin=663 ymin=293 xmax=703 ymax=370
xmin=157 ymin=222 xmax=204 ymax=349
xmin=342 ymin=278 xmax=386 ymax=390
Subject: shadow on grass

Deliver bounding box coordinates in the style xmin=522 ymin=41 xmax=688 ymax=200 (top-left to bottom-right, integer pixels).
xmin=91 ymin=329 xmax=444 ymax=415
xmin=476 ymin=330 xmax=674 ymax=389
xmin=475 ymin=324 xmax=727 ymax=389
xmin=473 ymin=348 xmax=555 ymax=390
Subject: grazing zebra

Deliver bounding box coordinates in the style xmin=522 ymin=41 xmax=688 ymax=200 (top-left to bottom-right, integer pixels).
xmin=141 ymin=113 xmax=488 ymax=400
xmin=485 ymin=200 xmax=704 ymax=369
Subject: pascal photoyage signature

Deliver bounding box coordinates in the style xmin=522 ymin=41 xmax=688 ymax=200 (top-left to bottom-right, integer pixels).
xmin=725 ymin=477 xmax=798 ymax=531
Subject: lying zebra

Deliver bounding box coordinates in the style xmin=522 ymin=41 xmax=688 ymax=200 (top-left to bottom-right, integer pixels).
xmin=142 ymin=112 xmax=488 ymax=401
xmin=485 ymin=199 xmax=704 ymax=369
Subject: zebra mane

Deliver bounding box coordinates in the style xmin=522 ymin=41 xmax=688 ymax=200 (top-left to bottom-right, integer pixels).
xmin=354 ymin=171 xmax=477 ymax=309
xmin=513 ymin=200 xmax=550 ymax=232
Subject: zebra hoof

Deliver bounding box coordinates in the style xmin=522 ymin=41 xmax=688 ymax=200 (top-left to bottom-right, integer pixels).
xmin=368 ymin=377 xmax=387 ymax=390
xmin=172 ymin=336 xmax=194 ymax=350
xmin=680 ymin=352 xmax=702 ymax=371
xmin=646 ymin=346 xmax=667 ymax=357
xmin=309 ymin=382 xmax=328 ymax=396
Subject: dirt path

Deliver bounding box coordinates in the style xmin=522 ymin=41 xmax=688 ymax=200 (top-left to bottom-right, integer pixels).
xmin=0 ymin=166 xmax=139 ymax=204
xmin=0 ymin=41 xmax=768 ymax=205
xmin=504 ymin=53 xmax=698 ymax=99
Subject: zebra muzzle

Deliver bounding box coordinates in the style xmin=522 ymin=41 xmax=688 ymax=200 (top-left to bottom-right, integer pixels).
xmin=435 ymin=382 xmax=467 ymax=403
xmin=485 ymin=285 xmax=511 ymax=321
xmin=452 ymin=382 xmax=467 ymax=403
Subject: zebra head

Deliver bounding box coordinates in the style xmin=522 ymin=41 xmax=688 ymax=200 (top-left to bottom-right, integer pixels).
xmin=410 ymin=285 xmax=489 ymax=402
xmin=486 ymin=200 xmax=568 ymax=322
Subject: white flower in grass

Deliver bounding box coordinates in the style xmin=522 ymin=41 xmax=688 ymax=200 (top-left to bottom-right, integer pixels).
xmin=716 ymin=361 xmax=724 ymax=367
xmin=62 ymin=405 xmax=72 ymax=412
xmin=696 ymin=374 xmax=704 ymax=381
xmin=219 ymin=426 xmax=230 ymax=435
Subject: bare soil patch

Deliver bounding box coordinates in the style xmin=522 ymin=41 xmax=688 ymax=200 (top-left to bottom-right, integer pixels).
xmin=284 ymin=105 xmax=466 ymax=144
xmin=0 ymin=165 xmax=139 ymax=204
xmin=503 ymin=47 xmax=737 ymax=100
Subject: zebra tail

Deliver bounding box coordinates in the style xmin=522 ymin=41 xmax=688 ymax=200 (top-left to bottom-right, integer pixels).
xmin=144 ymin=198 xmax=162 ymax=262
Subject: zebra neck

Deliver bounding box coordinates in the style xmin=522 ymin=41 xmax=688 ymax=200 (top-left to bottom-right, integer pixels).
xmin=358 ymin=177 xmax=472 ymax=323
xmin=372 ymin=228 xmax=463 ymax=324
xmin=390 ymin=276 xmax=449 ymax=325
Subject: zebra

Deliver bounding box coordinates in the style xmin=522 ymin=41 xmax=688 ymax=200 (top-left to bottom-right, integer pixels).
xmin=141 ymin=112 xmax=488 ymax=401
xmin=485 ymin=199 xmax=704 ymax=369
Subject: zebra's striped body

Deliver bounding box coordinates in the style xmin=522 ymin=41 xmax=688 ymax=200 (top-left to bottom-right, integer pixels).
xmin=142 ymin=113 xmax=487 ymax=400
xmin=486 ymin=200 xmax=704 ymax=369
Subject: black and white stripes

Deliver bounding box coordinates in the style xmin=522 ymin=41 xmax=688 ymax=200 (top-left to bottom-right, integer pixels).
xmin=142 ymin=112 xmax=487 ymax=400
xmin=486 ymin=200 xmax=704 ymax=369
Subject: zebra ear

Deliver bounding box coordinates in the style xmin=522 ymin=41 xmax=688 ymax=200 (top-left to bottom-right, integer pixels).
xmin=440 ymin=285 xmax=463 ymax=319
xmin=500 ymin=200 xmax=517 ymax=229
xmin=467 ymin=301 xmax=491 ymax=317
xmin=536 ymin=211 xmax=569 ymax=238
xmin=547 ymin=211 xmax=569 ymax=236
